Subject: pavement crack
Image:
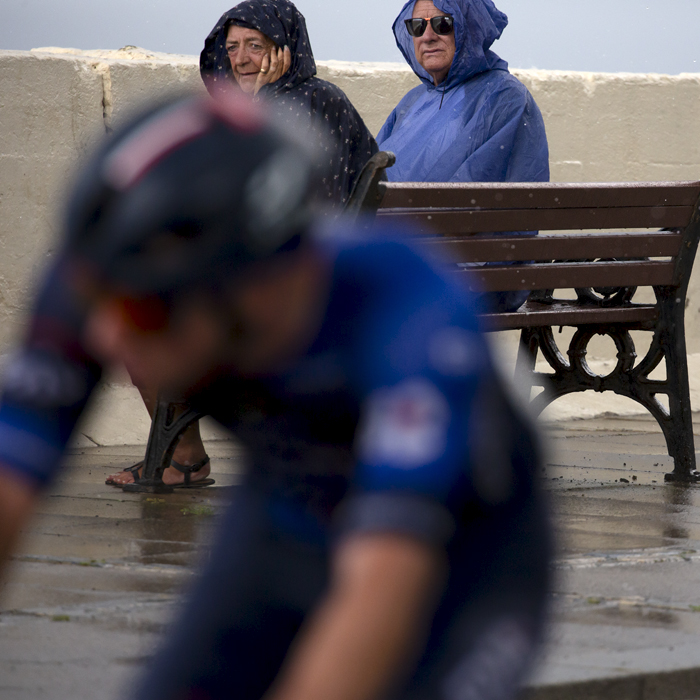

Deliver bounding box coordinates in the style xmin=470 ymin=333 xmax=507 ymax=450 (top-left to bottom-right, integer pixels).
xmin=553 ymin=591 xmax=700 ymax=616
xmin=555 ymin=546 xmax=700 ymax=570
xmin=80 ymin=433 xmax=102 ymax=447
xmin=93 ymin=60 xmax=114 ymax=133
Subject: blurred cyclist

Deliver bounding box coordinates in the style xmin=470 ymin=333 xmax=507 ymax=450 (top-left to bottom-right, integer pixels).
xmin=0 ymin=93 xmax=550 ymax=700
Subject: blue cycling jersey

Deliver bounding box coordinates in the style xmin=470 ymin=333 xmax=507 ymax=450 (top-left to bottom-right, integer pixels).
xmin=0 ymin=227 xmax=550 ymax=699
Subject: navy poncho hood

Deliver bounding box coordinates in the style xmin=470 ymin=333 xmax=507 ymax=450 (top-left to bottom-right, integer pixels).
xmin=393 ymin=0 xmax=508 ymax=89
xmin=200 ymin=0 xmax=377 ymax=206
xmin=200 ymin=0 xmax=316 ymax=96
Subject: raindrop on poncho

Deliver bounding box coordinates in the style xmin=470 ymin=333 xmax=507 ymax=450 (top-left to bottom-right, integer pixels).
xmin=377 ymin=0 xmax=549 ymax=184
xmin=200 ymin=0 xmax=378 ymax=207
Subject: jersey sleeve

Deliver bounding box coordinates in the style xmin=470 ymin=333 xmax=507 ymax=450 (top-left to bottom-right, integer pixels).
xmin=334 ymin=241 xmax=514 ymax=548
xmin=0 ymin=261 xmax=101 ymax=487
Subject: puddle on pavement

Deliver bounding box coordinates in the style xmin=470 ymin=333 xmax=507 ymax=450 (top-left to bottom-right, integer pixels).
xmin=11 ymin=444 xmax=246 ymax=568
xmin=19 ymin=485 xmax=235 ymax=568
xmin=551 ymin=483 xmax=700 ymax=556
xmin=18 ymin=432 xmax=700 ymax=569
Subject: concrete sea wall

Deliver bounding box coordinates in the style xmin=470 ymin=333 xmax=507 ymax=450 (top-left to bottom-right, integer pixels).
xmin=2 ymin=46 xmax=700 ymax=443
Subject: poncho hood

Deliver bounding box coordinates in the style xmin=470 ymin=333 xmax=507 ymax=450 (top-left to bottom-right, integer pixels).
xmin=393 ymin=0 xmax=508 ymax=89
xmin=200 ymin=0 xmax=316 ymax=96
xmin=199 ymin=1 xmax=378 ymax=208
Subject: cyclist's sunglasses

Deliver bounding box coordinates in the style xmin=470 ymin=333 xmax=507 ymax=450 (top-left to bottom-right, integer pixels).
xmin=404 ymin=15 xmax=454 ymax=37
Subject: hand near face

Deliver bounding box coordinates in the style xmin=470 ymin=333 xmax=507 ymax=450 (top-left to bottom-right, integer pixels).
xmin=226 ymin=25 xmax=291 ymax=96
xmin=254 ymin=46 xmax=292 ymax=95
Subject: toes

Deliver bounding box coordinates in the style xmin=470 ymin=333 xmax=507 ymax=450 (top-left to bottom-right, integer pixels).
xmin=106 ymin=471 xmax=135 ymax=485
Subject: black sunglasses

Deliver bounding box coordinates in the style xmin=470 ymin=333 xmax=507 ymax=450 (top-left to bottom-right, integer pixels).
xmin=404 ymin=15 xmax=454 ymax=37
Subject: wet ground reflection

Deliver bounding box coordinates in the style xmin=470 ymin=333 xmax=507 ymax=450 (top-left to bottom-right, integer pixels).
xmin=550 ymin=482 xmax=700 ymax=556
xmin=17 ymin=444 xmax=243 ymax=569
xmin=134 ymin=495 xmax=214 ymax=567
xmin=27 ymin=431 xmax=700 ymax=567
xmin=662 ymin=483 xmax=694 ymax=540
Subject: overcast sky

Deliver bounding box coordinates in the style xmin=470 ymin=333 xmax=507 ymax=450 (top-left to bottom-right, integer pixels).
xmin=2 ymin=0 xmax=699 ymax=74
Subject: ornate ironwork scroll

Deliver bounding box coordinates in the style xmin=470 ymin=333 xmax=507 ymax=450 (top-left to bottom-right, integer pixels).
xmin=517 ymin=283 xmax=699 ymax=482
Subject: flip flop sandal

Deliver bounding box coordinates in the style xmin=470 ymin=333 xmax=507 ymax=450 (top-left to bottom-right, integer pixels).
xmin=170 ymin=456 xmax=215 ymax=488
xmin=105 ymin=457 xmax=214 ymax=488
xmin=105 ymin=461 xmax=143 ymax=486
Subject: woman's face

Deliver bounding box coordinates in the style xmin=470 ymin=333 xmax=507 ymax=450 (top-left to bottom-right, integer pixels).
xmin=226 ymin=24 xmax=277 ymax=94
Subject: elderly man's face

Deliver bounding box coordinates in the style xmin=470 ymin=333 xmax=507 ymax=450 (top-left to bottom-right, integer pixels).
xmin=412 ymin=0 xmax=456 ymax=86
xmin=226 ymin=25 xmax=277 ymax=94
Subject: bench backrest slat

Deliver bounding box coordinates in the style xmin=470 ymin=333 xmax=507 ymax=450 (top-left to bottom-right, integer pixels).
xmin=365 ymin=176 xmax=700 ymax=300
xmin=378 ymin=206 xmax=694 ymax=234
xmin=423 ymin=231 xmax=683 ymax=262
xmin=379 ymin=181 xmax=700 ymax=210
xmin=458 ymin=260 xmax=675 ymax=292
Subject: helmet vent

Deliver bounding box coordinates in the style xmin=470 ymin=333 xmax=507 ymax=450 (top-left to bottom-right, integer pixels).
xmin=103 ymin=103 xmax=210 ymax=191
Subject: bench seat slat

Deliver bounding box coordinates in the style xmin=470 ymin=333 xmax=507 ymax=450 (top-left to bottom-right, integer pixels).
xmin=480 ymin=301 xmax=659 ymax=331
xmin=380 ymin=181 xmax=700 ymax=210
xmin=421 ymin=232 xmax=683 ymax=262
xmin=456 ymin=260 xmax=675 ymax=292
xmin=378 ymin=206 xmax=694 ymax=234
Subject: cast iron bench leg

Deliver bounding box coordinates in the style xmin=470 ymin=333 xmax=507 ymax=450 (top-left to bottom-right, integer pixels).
xmin=515 ymin=313 xmax=698 ymax=481
xmin=659 ymin=288 xmax=699 ymax=482
xmin=515 ymin=328 xmax=539 ymax=393
xmin=122 ymin=397 xmax=204 ymax=494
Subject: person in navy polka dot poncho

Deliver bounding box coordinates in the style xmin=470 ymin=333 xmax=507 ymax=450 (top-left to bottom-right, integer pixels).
xmin=201 ymin=0 xmax=378 ymax=207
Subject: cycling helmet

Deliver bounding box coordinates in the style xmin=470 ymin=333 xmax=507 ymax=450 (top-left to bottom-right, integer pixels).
xmin=64 ymin=91 xmax=322 ymax=296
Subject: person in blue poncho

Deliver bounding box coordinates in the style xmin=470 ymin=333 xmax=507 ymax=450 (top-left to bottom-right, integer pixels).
xmin=377 ymin=0 xmax=549 ymax=185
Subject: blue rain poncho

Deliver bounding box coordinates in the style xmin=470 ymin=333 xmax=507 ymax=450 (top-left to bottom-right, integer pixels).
xmin=377 ymin=0 xmax=549 ymax=184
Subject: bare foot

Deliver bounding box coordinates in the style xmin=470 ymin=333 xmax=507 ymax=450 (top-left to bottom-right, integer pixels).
xmin=105 ymin=457 xmax=211 ymax=487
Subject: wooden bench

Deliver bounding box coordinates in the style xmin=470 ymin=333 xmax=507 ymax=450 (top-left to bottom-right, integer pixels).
xmin=127 ymin=154 xmax=700 ymax=491
xmin=358 ymin=165 xmax=700 ymax=482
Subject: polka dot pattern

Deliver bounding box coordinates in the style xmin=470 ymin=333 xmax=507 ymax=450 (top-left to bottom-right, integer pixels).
xmin=200 ymin=0 xmax=377 ymax=207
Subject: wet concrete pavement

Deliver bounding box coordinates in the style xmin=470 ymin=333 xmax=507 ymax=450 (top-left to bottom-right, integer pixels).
xmin=528 ymin=416 xmax=700 ymax=700
xmin=3 ymin=419 xmax=700 ymax=699
xmin=0 ymin=442 xmax=242 ymax=700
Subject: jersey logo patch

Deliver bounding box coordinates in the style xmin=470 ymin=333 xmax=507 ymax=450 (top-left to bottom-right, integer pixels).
xmin=1 ymin=351 xmax=88 ymax=408
xmin=356 ymin=378 xmax=450 ymax=469
xmin=429 ymin=326 xmax=480 ymax=377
